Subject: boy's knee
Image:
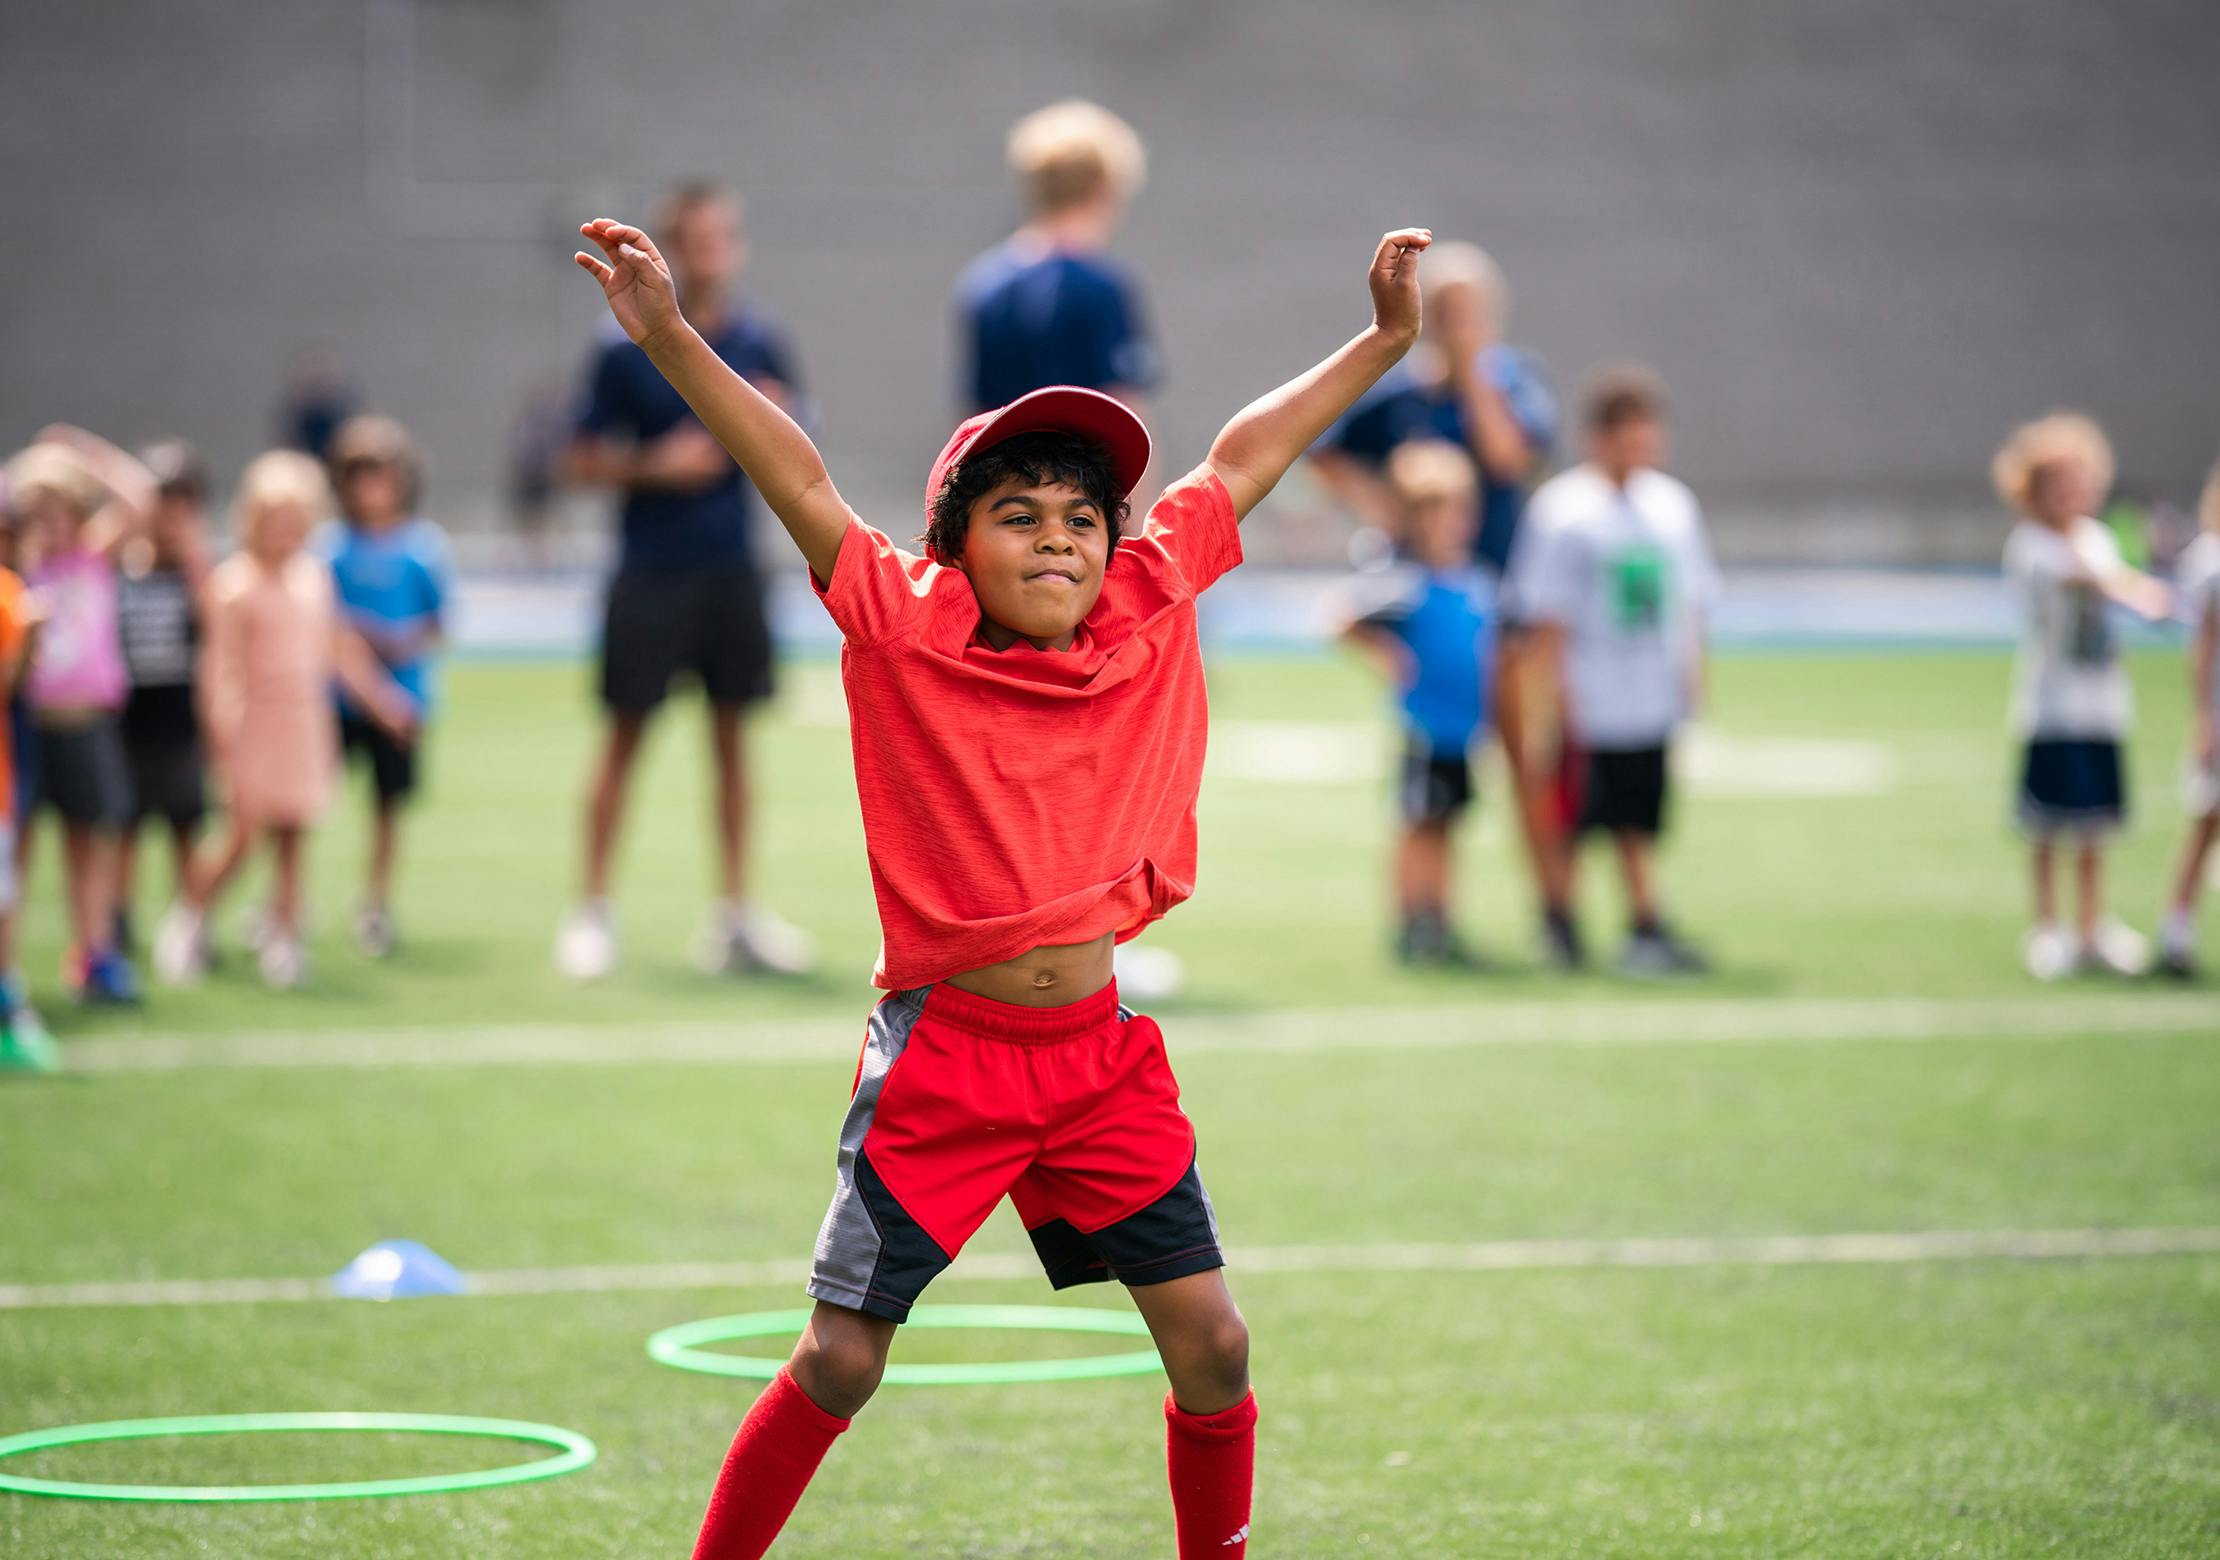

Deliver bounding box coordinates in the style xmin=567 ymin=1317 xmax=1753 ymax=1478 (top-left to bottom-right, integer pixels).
xmin=1171 ymin=1308 xmax=1251 ymax=1406
xmin=1211 ymin=1311 xmax=1251 ymax=1377
xmin=788 ymin=1313 xmax=890 ymax=1418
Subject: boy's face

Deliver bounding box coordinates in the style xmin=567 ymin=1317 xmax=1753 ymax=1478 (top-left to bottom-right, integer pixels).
xmin=1406 ymin=495 xmax=1476 ymax=568
xmin=339 ymin=460 xmax=407 ymax=528
xmin=1592 ymin=414 xmax=1666 ymax=475
xmin=958 ymin=478 xmax=1110 ymax=646
xmin=2027 ymin=460 xmax=2097 ymax=527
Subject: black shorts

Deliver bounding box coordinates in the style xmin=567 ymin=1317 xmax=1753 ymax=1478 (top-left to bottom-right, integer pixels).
xmin=36 ymin=718 xmax=134 ymax=829
xmin=1399 ymin=743 xmax=1474 ymax=826
xmin=341 ymin=714 xmax=418 ymax=804
xmin=1577 ymin=744 xmax=1670 ymax=837
xmin=600 ymin=565 xmax=774 ymax=714
xmin=2018 ymin=737 xmax=2123 ymax=837
xmin=124 ymin=730 xmax=206 ymax=829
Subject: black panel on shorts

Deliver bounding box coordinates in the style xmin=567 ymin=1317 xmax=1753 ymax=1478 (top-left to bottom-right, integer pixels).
xmin=850 ymin=1145 xmax=953 ymax=1323
xmin=1030 ymin=1159 xmax=1225 ymax=1291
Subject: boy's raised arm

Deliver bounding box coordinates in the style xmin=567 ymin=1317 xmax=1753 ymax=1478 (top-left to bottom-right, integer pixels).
xmin=1205 ymin=228 xmax=1430 ymax=522
xmin=574 ymin=219 xmax=851 ymax=581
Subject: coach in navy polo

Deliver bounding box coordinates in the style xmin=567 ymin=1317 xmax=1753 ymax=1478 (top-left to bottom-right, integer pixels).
xmin=555 ymin=180 xmax=814 ymax=982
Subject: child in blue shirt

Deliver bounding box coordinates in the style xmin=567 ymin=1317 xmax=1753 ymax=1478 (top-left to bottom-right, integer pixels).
xmin=1342 ymin=440 xmax=1498 ymax=964
xmin=319 ymin=415 xmax=449 ymax=957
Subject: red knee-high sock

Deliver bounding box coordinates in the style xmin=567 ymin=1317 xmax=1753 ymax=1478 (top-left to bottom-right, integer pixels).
xmin=1166 ymin=1390 xmax=1257 ymax=1557
xmin=692 ymin=1367 xmax=851 ymax=1560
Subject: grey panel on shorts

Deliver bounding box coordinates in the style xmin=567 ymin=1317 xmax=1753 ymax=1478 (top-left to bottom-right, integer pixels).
xmin=806 ymin=988 xmax=928 ymax=1314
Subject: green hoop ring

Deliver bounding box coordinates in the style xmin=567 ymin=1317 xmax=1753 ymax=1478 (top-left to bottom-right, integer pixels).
xmin=647 ymin=1304 xmax=1163 ymax=1386
xmin=0 ymin=1413 xmax=596 ymax=1503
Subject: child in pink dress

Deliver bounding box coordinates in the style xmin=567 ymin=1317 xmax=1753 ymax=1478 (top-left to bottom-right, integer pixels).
xmin=153 ymin=452 xmax=415 ymax=989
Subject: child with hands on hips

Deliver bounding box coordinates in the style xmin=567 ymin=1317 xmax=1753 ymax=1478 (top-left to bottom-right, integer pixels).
xmin=575 ymin=211 xmax=1432 ymax=1559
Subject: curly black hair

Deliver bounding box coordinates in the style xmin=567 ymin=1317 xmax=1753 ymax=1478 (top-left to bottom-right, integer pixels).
xmin=924 ymin=430 xmax=1130 ymax=563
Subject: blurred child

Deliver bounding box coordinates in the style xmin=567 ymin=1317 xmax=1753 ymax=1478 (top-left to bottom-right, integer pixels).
xmin=2157 ymin=457 xmax=2220 ymax=978
xmin=153 ymin=452 xmax=416 ymax=990
xmin=1341 ymin=441 xmax=1498 ymax=964
xmin=10 ymin=429 xmax=151 ymax=1003
xmin=114 ymin=441 xmax=213 ymax=953
xmin=957 ymin=100 xmax=1157 ymax=417
xmin=1992 ymin=413 xmax=2173 ymax=980
xmin=0 ymin=491 xmax=52 ymax=1070
xmin=320 ymin=415 xmax=453 ymax=957
xmin=1515 ymin=364 xmax=1716 ymax=976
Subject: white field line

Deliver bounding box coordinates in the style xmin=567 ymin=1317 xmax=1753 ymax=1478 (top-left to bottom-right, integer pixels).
xmin=6 ymin=1227 xmax=2218 ymax=1313
xmin=46 ymin=993 xmax=2220 ymax=1076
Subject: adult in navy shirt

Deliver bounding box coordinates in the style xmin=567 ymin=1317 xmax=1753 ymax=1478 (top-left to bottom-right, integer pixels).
xmin=1310 ymin=242 xmax=1556 ymax=578
xmin=556 ymin=182 xmax=815 ymax=983
xmin=956 ymin=100 xmax=1159 ymax=416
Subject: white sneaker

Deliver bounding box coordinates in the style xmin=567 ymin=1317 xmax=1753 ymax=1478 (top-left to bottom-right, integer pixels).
xmin=354 ymin=906 xmax=396 ymax=959
xmin=2022 ymin=923 xmax=2076 ymax=982
xmin=1113 ymin=942 xmax=1185 ymax=1002
xmin=555 ymin=903 xmax=618 ymax=981
xmin=2079 ymin=917 xmax=2151 ymax=977
xmin=153 ymin=903 xmax=208 ymax=986
xmin=258 ymin=933 xmax=307 ymax=990
xmin=693 ymin=903 xmax=816 ymax=977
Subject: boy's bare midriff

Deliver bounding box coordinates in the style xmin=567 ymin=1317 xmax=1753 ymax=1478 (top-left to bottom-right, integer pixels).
xmin=942 ymin=929 xmax=1116 ymax=1007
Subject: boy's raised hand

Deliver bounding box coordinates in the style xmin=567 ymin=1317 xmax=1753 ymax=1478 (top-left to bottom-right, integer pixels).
xmin=1368 ymin=228 xmax=1433 ymax=343
xmin=574 ymin=219 xmax=683 ymax=350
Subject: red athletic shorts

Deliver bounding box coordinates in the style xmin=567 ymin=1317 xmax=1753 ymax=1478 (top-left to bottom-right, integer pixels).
xmin=806 ymin=980 xmax=1223 ymax=1323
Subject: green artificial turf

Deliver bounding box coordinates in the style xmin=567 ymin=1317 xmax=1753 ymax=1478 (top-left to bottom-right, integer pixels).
xmin=3 ymin=647 xmax=2216 ymax=1557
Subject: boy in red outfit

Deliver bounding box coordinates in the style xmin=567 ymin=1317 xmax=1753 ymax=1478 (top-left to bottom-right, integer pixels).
xmin=575 ymin=213 xmax=1431 ymax=1557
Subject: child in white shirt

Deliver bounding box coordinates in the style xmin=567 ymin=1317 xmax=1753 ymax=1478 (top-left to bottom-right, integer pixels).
xmin=1992 ymin=413 xmax=2172 ymax=980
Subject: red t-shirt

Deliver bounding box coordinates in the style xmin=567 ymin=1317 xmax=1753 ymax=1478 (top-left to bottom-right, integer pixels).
xmin=812 ymin=466 xmax=1242 ymax=989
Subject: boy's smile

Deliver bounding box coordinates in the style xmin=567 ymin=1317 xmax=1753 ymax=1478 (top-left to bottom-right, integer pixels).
xmin=961 ymin=478 xmax=1110 ymax=650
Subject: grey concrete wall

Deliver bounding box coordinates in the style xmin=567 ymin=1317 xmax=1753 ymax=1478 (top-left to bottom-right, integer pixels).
xmin=6 ymin=0 xmax=2218 ymax=563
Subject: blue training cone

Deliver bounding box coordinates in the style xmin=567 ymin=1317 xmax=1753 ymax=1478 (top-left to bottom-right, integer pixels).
xmin=331 ymin=1239 xmax=468 ymax=1300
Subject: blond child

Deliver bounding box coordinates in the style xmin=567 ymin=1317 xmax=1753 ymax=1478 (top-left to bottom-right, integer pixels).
xmin=153 ymin=452 xmax=415 ymax=989
xmin=7 ymin=430 xmax=152 ymax=1004
xmin=1993 ymin=413 xmax=2174 ymax=980
xmin=2157 ymin=458 xmax=2220 ymax=977
xmin=1341 ymin=440 xmax=1499 ymax=964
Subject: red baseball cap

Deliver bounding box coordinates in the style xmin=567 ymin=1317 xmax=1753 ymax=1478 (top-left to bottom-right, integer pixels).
xmin=923 ymin=386 xmax=1152 ymax=527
